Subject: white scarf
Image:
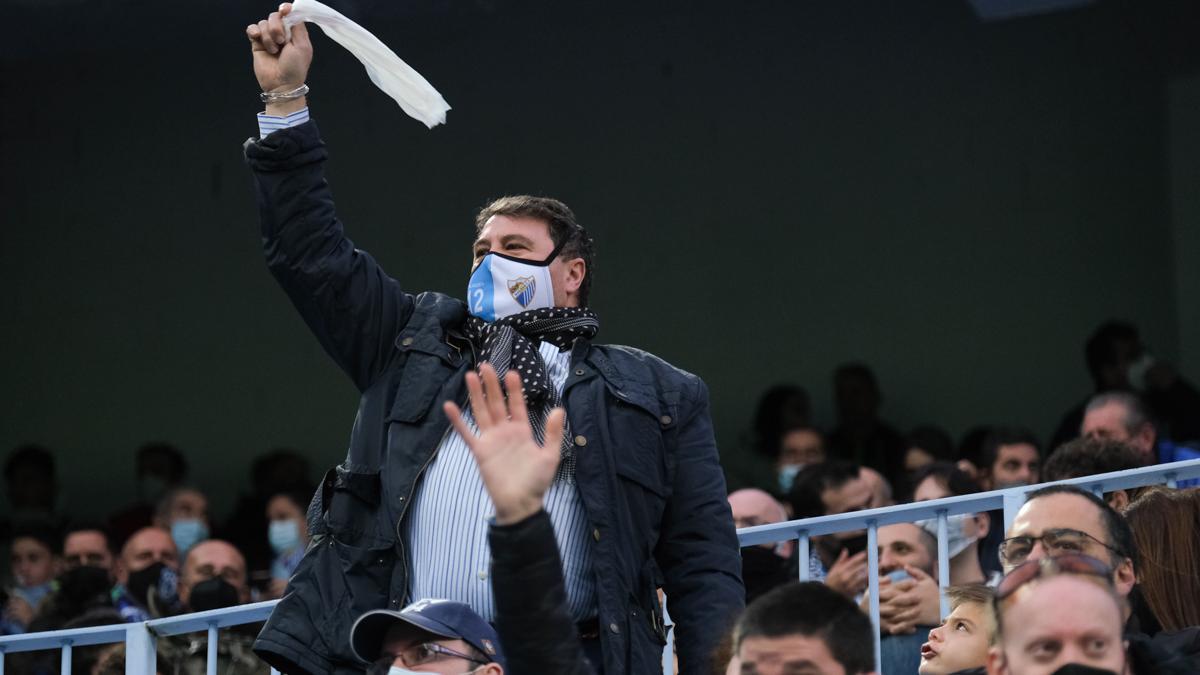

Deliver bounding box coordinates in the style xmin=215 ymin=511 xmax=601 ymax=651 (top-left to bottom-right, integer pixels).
xmin=283 ymin=0 xmax=451 ymax=128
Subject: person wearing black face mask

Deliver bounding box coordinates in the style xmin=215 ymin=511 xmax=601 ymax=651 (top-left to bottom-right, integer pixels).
xmin=158 ymin=540 xmax=267 ymax=674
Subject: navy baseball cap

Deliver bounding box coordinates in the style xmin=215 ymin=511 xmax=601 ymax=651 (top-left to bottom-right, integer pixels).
xmin=350 ymin=599 xmax=506 ymax=668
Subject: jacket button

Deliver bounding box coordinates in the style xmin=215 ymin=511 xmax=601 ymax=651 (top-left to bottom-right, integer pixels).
xmin=592 ymin=528 xmax=601 ymax=541
xmin=401 ymin=337 xmax=414 ymax=346
xmin=574 ymin=435 xmax=588 ymax=447
xmin=574 ymin=368 xmax=585 ymax=376
xmin=609 ymin=622 xmax=620 ymax=634
xmin=660 ymin=415 xmax=672 ymax=426
xmin=398 ymin=496 xmax=405 ymax=502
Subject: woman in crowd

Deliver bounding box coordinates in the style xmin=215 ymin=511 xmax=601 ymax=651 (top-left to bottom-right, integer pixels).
xmin=1122 ymin=487 xmax=1200 ymax=633
xmin=264 ymin=489 xmax=311 ymax=599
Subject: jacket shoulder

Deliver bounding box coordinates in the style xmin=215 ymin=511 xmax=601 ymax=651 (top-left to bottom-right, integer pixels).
xmin=591 ymin=344 xmax=706 ymax=398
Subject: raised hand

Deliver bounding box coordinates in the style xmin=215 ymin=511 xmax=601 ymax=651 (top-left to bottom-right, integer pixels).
xmin=246 ymin=3 xmax=313 ymax=104
xmin=444 ymin=364 xmax=565 ymax=525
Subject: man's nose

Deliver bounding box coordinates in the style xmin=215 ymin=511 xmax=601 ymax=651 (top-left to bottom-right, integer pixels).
xmin=1026 ymin=540 xmax=1048 ymax=562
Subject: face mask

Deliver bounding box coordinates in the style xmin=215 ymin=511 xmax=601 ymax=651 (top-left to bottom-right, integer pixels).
xmin=466 ymin=241 xmax=565 ymax=322
xmin=387 ymin=667 xmax=482 ymax=675
xmin=126 ymin=561 xmax=166 ymax=607
xmin=740 ymin=546 xmax=791 ymax=603
xmin=188 ymin=577 xmax=241 ymax=612
xmin=838 ymin=533 xmax=869 ymax=557
xmin=57 ymin=565 xmax=113 ymax=605
xmin=12 ymin=583 xmax=52 ymax=609
xmin=777 ymin=463 xmax=806 ymax=494
xmin=269 ymin=519 xmax=302 ymax=554
xmin=917 ymin=513 xmax=978 ymax=559
xmin=171 ymin=518 xmax=209 ymax=556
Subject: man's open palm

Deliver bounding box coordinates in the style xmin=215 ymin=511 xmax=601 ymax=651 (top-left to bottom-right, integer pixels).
xmin=444 ymin=364 xmax=564 ymax=525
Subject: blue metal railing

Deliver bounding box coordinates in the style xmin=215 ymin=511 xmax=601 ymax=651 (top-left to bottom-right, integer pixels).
xmin=1 ymin=459 xmax=1197 ymax=675
xmin=736 ymin=458 xmax=1200 ymax=673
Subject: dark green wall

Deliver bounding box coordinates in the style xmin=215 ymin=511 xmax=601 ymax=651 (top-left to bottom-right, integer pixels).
xmin=0 ymin=0 xmax=1188 ymax=518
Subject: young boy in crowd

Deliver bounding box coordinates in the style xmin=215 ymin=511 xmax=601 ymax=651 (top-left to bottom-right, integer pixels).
xmin=919 ymin=584 xmax=994 ymax=675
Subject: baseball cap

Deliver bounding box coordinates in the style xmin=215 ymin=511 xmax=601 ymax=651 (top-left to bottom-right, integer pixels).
xmin=350 ymin=598 xmax=506 ymax=668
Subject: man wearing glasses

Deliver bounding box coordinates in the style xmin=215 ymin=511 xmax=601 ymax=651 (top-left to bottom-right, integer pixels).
xmin=1000 ymin=485 xmax=1137 ymax=607
xmin=351 ymin=599 xmax=505 ymax=675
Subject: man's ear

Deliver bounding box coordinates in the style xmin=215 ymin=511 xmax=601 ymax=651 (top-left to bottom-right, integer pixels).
xmin=975 ymin=512 xmax=991 ymax=539
xmin=1107 ymin=490 xmax=1130 ymax=512
xmin=1114 ymin=557 xmax=1137 ymax=599
xmin=563 ymin=257 xmax=585 ymax=296
xmin=986 ymin=646 xmax=1007 ymax=675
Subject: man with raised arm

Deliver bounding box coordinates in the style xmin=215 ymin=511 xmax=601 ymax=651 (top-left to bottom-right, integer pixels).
xmin=243 ymin=5 xmax=743 ymax=674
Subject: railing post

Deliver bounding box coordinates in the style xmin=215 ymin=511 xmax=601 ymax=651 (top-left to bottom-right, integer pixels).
xmin=60 ymin=641 xmax=72 ymax=674
xmin=1 ymin=646 xmax=6 ymax=675
xmin=797 ymin=532 xmax=810 ymax=582
xmin=1002 ymin=489 xmax=1026 ymax=535
xmin=207 ymin=623 xmax=219 ymax=675
xmin=125 ymin=622 xmax=156 ymax=675
xmin=936 ymin=510 xmax=950 ymax=619
xmin=866 ymin=520 xmax=881 ymax=675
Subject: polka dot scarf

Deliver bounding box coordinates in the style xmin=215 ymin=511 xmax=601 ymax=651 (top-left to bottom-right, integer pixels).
xmin=462 ymin=307 xmax=600 ymax=480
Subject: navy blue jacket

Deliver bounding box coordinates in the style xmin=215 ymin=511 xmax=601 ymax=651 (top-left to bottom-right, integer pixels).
xmin=244 ymin=121 xmax=744 ymax=675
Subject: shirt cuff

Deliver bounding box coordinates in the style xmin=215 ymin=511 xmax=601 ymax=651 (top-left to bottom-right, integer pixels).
xmin=257 ymin=107 xmax=310 ymax=139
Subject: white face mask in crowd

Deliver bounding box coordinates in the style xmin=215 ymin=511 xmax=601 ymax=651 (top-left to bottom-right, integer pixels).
xmin=466 ymin=241 xmax=565 ymax=322
xmin=387 ymin=666 xmax=483 ymax=675
xmin=917 ymin=513 xmax=978 ymax=558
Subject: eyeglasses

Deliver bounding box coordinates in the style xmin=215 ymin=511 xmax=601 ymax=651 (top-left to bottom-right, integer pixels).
xmin=996 ymin=553 xmax=1113 ymax=601
xmin=368 ymin=642 xmax=487 ymax=675
xmin=998 ymin=527 xmax=1122 ymax=566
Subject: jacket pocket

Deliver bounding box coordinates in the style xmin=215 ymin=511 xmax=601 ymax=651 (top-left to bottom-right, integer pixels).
xmin=311 ymin=537 xmax=396 ymax=657
xmin=326 ymin=467 xmax=384 ymax=546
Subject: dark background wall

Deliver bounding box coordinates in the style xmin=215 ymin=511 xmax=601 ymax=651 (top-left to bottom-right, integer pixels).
xmin=2 ymin=0 xmax=1196 ymax=519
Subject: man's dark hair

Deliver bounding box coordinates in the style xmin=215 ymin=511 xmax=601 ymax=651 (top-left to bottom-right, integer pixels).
xmin=1043 ymin=438 xmax=1146 ymax=482
xmin=1025 ymin=484 xmax=1138 ymax=573
xmin=786 ymin=461 xmax=861 ymax=519
xmin=957 ymin=425 xmax=995 ymax=470
xmin=735 ymin=581 xmax=874 ymax=674
xmin=980 ymin=427 xmax=1041 ymax=473
xmin=906 ymin=425 xmax=955 ymax=462
xmin=64 ymin=523 xmax=115 ymax=554
xmin=749 ymin=384 xmax=812 ymax=458
xmin=136 ymin=442 xmax=188 ymax=483
xmin=910 ymin=461 xmax=981 ymax=498
xmin=475 ymin=195 xmax=596 ymax=306
xmin=4 ymin=444 xmax=55 ymax=482
xmin=12 ymin=517 xmax=63 ymax=555
xmin=1085 ymin=320 xmax=1139 ymax=385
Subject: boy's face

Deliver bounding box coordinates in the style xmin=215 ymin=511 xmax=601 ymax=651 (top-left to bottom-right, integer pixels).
xmin=919 ymin=602 xmax=990 ymax=675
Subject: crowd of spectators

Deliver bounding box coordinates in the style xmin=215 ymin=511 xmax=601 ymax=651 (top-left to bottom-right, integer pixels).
xmin=3 ymin=319 xmax=1200 ymax=674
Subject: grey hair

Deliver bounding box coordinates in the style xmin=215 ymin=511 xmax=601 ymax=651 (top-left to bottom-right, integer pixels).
xmin=1085 ymin=392 xmax=1152 ymax=435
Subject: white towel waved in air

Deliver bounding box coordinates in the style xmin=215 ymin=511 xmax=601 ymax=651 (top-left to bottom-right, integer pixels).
xmin=283 ymin=0 xmax=450 ymax=128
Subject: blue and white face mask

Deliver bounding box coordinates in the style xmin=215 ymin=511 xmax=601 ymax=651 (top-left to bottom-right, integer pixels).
xmin=466 ymin=241 xmax=565 ymax=322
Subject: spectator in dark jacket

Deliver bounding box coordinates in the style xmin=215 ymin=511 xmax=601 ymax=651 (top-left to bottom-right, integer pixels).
xmin=243 ymin=7 xmax=742 ymax=674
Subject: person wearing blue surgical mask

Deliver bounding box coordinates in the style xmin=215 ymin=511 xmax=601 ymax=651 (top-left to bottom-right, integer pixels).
xmin=265 ymin=490 xmax=310 ymax=599
xmin=153 ymin=487 xmax=210 ymax=559
xmin=775 ymin=426 xmax=826 ymax=494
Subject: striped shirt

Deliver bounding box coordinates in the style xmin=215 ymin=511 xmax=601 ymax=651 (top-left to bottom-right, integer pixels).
xmin=257 ymin=108 xmax=310 ymax=138
xmin=406 ymin=340 xmax=596 ymax=622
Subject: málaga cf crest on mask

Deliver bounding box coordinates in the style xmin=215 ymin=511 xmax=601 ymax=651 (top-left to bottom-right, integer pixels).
xmin=466 ymin=239 xmax=565 ymax=322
